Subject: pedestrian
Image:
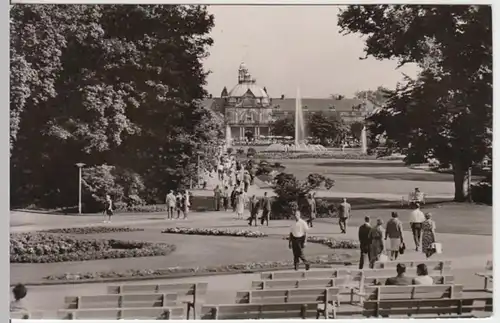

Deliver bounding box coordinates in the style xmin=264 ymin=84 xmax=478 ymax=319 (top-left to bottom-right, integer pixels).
xmin=217 ymin=163 xmax=224 ymax=181
xmin=369 ymin=218 xmax=385 ymax=268
xmin=358 ymin=216 xmax=372 ymax=269
xmin=230 ymin=185 xmax=238 ymax=212
xmin=306 ymin=193 xmax=316 ymax=227
xmin=421 ymin=213 xmax=437 ymax=258
xmin=409 ymin=203 xmax=425 ymax=251
xmin=213 ymin=185 xmax=221 ymax=211
xmin=183 ymin=190 xmax=190 ymax=219
xmin=236 ymin=190 xmax=246 ymax=220
xmin=165 ymin=190 xmax=176 ymax=220
xmin=260 ymin=191 xmax=271 ymax=226
xmin=248 ymin=195 xmax=259 ymax=226
xmin=103 ymin=194 xmax=113 ymax=223
xmin=10 ymin=284 xmax=28 ymax=313
xmin=243 ymin=171 xmax=251 ymax=192
xmin=222 ymin=186 xmax=229 ymax=211
xmin=175 ymin=192 xmax=183 ymax=219
xmin=338 ymin=198 xmax=351 ymax=234
xmin=385 ymin=212 xmax=404 ymax=261
xmin=289 ymin=210 xmax=311 ymax=271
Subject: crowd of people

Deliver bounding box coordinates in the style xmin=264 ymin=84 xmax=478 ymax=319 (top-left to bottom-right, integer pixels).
xmin=165 ymin=190 xmax=191 ymax=220
xmin=358 ymin=202 xmax=438 ymax=269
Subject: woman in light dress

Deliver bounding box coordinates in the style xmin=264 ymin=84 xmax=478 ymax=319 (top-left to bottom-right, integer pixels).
xmin=368 ymin=218 xmax=385 ymax=268
xmin=421 ymin=213 xmax=437 ymax=258
xmin=236 ymin=190 xmax=246 ymax=220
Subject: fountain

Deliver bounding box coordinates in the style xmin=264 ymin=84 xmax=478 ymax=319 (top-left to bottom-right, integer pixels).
xmin=266 ymin=88 xmax=327 ymax=152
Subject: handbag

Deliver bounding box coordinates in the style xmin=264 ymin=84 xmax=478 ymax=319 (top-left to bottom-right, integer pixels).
xmin=431 ymin=242 xmax=443 ymax=254
xmin=399 ymin=242 xmax=406 ymax=254
xmin=378 ymin=253 xmax=388 ymax=262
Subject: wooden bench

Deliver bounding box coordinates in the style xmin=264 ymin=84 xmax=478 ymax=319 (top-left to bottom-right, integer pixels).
xmin=107 ymin=282 xmax=208 ymax=319
xmin=251 ymin=277 xmax=349 ymax=290
xmin=63 ymin=293 xmax=178 ymax=309
xmin=401 ymin=192 xmax=426 ymax=207
xmin=57 ymin=306 xmax=185 ymax=320
xmin=372 ymin=260 xmax=452 ymax=274
xmin=362 ymin=297 xmax=493 ymax=318
xmin=260 ymin=268 xmax=350 ymax=280
xmin=200 ymin=302 xmax=320 ymax=319
xmin=475 ymin=260 xmax=493 ymax=292
xmin=354 ymin=284 xmax=463 ymax=306
xmin=10 ymin=311 xmax=44 ymax=319
xmin=235 ymin=287 xmax=340 ymax=318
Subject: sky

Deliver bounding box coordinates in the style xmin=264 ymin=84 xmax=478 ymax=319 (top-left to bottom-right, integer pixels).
xmin=203 ymin=5 xmax=421 ymax=99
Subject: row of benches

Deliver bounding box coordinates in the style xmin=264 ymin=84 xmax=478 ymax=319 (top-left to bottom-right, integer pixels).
xmin=11 ymin=259 xmax=492 ymax=320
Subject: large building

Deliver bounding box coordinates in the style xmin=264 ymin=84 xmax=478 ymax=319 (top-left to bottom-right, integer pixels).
xmin=203 ymin=63 xmax=378 ymax=140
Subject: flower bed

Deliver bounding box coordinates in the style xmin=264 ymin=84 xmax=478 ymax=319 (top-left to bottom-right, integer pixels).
xmin=10 ymin=233 xmax=176 ymax=263
xmin=43 ymin=253 xmax=354 ymax=281
xmin=255 ymin=152 xmax=404 ymax=161
xmin=41 ymin=226 xmax=144 ymax=235
xmin=283 ymin=235 xmax=360 ymax=249
xmin=162 ymin=227 xmax=267 ymax=238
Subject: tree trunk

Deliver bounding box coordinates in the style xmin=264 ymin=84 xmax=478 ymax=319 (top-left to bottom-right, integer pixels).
xmin=452 ymin=164 xmax=466 ymax=202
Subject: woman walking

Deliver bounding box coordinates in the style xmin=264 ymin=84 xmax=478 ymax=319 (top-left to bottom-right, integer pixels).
xmin=175 ymin=192 xmax=183 ymax=219
xmin=236 ymin=190 xmax=246 ymax=220
xmin=368 ymin=218 xmax=385 ymax=268
xmin=103 ymin=194 xmax=113 ymax=223
xmin=421 ymin=213 xmax=437 ymax=258
xmin=385 ymin=212 xmax=404 ymax=261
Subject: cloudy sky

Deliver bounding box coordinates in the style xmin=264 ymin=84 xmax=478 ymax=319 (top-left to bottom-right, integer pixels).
xmin=203 ymin=5 xmax=420 ymax=98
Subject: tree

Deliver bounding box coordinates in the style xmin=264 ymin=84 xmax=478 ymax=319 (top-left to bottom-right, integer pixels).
xmin=339 ymin=5 xmax=492 ymax=201
xmin=354 ymin=86 xmax=390 ymax=106
xmin=350 ymin=121 xmax=364 ymax=141
xmin=269 ymin=115 xmax=294 ymax=137
xmin=307 ymin=112 xmax=347 ymax=146
xmin=10 ymin=4 xmax=218 ymax=208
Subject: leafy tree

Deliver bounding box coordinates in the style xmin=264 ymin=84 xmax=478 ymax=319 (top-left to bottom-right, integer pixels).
xmin=10 ymin=4 xmax=219 ymax=208
xmin=350 ymin=121 xmax=364 ymax=141
xmin=307 ymin=112 xmax=347 ymax=146
xmin=269 ymin=115 xmax=294 ymax=137
xmin=338 ymin=5 xmax=492 ymax=201
xmin=272 ymin=172 xmax=334 ymax=219
xmin=354 ymin=86 xmax=390 ymax=107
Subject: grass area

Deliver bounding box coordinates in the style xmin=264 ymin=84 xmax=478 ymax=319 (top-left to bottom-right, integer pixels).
xmin=320 ymin=202 xmax=492 ymax=236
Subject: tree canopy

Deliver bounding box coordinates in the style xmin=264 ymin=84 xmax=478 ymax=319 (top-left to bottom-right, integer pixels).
xmin=338 ymin=5 xmax=492 ymax=201
xmin=10 ymin=4 xmax=221 ymax=209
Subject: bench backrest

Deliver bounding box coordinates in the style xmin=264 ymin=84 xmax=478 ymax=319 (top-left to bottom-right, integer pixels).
xmin=362 ymin=284 xmax=463 ymax=301
xmin=251 ymin=277 xmax=348 ymax=290
xmin=201 ymin=302 xmax=320 ymax=319
xmin=260 ymin=268 xmax=349 ymax=280
xmin=363 ymin=297 xmax=493 ymax=318
xmin=236 ymin=287 xmax=340 ymax=304
xmin=107 ymin=282 xmax=208 ymax=296
xmin=372 ymin=260 xmax=452 ymax=274
xmin=360 ymin=275 xmax=454 ymax=287
xmin=58 ymin=306 xmax=185 ymax=320
xmin=64 ymin=293 xmax=178 ymax=309
xmin=10 ymin=312 xmax=44 ymax=320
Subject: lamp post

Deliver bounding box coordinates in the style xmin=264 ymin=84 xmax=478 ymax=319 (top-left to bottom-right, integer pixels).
xmin=75 ymin=163 xmax=86 ymax=214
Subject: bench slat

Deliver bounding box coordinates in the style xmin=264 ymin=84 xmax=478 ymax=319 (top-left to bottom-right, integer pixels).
xmin=107 ymin=282 xmax=208 ymax=295
xmin=58 ymin=306 xmax=185 ymax=320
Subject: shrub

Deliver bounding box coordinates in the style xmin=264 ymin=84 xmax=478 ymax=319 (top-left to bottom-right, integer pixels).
xmin=40 ymin=226 xmax=144 ymax=235
xmin=162 ymin=227 xmax=267 ymax=238
xmin=283 ymin=235 xmax=360 ymax=249
xmin=471 ymin=174 xmax=492 ymax=205
xmin=236 ymin=148 xmax=245 ymax=155
xmin=315 ymin=199 xmax=338 ymax=218
xmin=247 ymin=147 xmax=256 ymax=157
xmin=10 ymin=233 xmax=176 ymax=263
xmin=227 ymin=147 xmax=234 ymax=154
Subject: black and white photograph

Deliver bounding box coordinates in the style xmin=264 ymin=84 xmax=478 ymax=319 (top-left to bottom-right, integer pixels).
xmin=9 ymin=1 xmax=494 ymax=320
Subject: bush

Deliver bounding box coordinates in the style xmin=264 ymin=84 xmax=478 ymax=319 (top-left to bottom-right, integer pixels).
xmin=162 ymin=227 xmax=267 ymax=238
xmin=283 ymin=235 xmax=360 ymax=249
xmin=247 ymin=147 xmax=256 ymax=157
xmin=236 ymin=148 xmax=245 ymax=155
xmin=315 ymin=199 xmax=338 ymax=218
xmin=10 ymin=233 xmax=176 ymax=263
xmin=471 ymin=174 xmax=492 ymax=205
xmin=227 ymin=147 xmax=233 ymax=154
xmin=40 ymin=226 xmax=144 ymax=235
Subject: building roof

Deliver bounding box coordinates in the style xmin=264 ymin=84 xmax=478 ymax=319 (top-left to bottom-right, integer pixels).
xmin=269 ymin=98 xmax=376 ymax=113
xmin=228 ymin=83 xmax=269 ymax=98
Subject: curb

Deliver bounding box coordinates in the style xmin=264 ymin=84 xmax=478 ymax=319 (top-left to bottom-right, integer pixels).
xmin=12 ymin=261 xmax=353 ymax=287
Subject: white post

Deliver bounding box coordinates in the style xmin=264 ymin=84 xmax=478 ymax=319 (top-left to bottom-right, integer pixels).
xmin=78 ymin=167 xmax=82 ymax=215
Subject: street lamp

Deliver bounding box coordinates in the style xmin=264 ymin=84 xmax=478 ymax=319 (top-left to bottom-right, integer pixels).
xmin=75 ymin=163 xmax=86 ymax=214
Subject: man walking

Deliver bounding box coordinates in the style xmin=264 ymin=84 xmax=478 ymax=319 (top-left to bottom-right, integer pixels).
xmin=248 ymin=195 xmax=260 ymax=226
xmin=409 ymin=203 xmax=425 ymax=251
xmin=165 ymin=190 xmax=176 ymax=220
xmin=338 ymin=198 xmax=351 ymax=234
xmin=306 ymin=193 xmax=316 ymax=227
xmin=358 ymin=216 xmax=372 ymax=269
xmin=289 ymin=210 xmax=311 ymax=271
xmin=260 ymin=192 xmax=271 ymax=226
xmin=213 ymin=185 xmax=222 ymax=211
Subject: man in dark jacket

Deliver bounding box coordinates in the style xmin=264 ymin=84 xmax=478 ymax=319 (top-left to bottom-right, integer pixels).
xmin=358 ymin=216 xmax=372 ymax=269
xmin=385 ymin=264 xmax=413 ymax=286
xmin=248 ymin=195 xmax=260 ymax=226
xmin=260 ymin=192 xmax=271 ymax=226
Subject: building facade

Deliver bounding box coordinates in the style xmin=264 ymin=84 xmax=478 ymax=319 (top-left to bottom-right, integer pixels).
xmin=204 ymin=63 xmax=378 ymax=140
